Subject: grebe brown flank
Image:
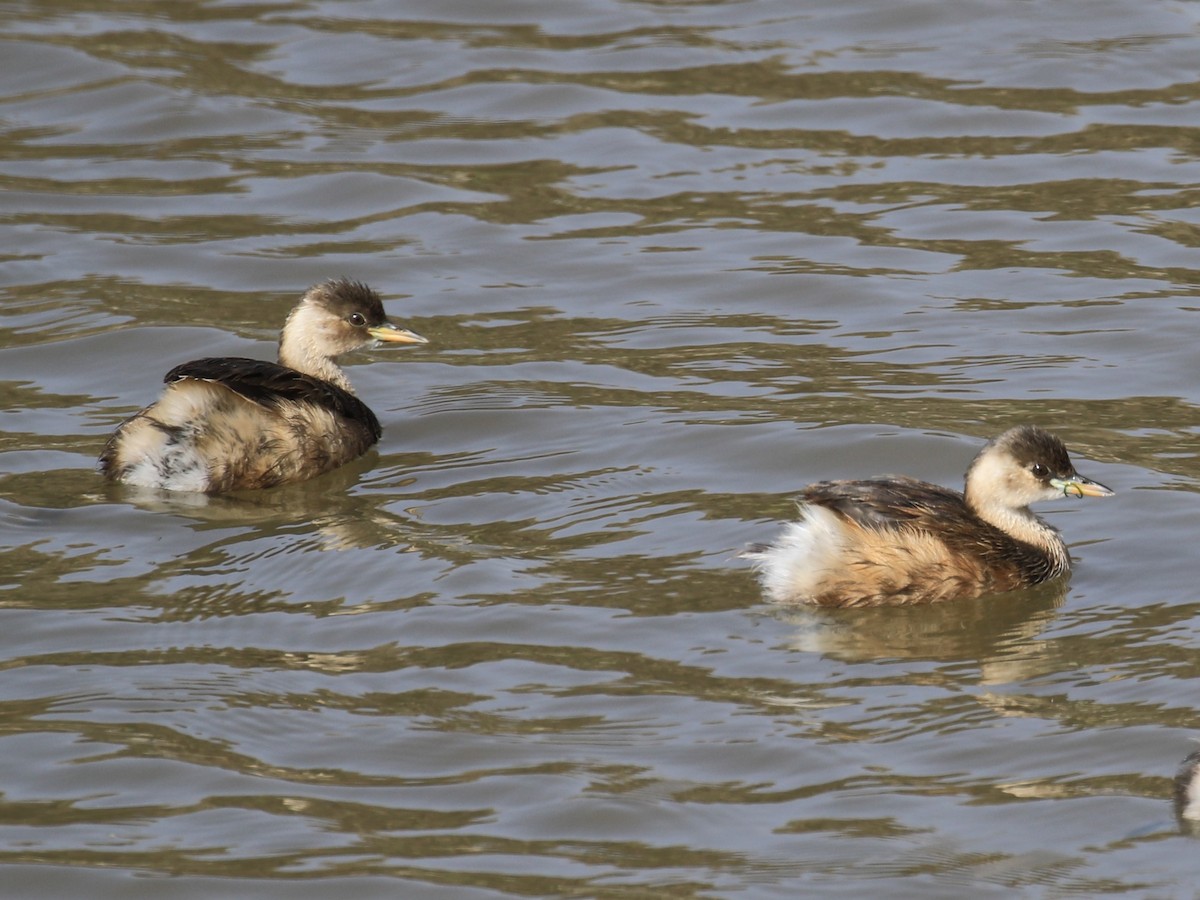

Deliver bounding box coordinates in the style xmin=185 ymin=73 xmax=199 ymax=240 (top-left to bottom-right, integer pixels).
xmin=99 ymin=279 xmax=428 ymax=493
xmin=742 ymin=426 xmax=1113 ymax=607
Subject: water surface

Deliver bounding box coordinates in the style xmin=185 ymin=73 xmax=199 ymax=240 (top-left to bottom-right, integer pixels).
xmin=2 ymin=0 xmax=1200 ymax=896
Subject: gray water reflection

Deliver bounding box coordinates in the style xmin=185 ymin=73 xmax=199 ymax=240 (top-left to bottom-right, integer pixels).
xmin=2 ymin=0 xmax=1200 ymax=896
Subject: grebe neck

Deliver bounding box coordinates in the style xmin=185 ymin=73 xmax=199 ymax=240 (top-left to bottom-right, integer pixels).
xmin=277 ymin=303 xmax=355 ymax=393
xmin=965 ymin=487 xmax=1070 ymax=575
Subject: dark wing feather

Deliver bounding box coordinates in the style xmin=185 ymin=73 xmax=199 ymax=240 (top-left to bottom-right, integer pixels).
xmin=166 ymin=357 xmax=381 ymax=441
xmin=802 ymin=476 xmax=970 ymax=531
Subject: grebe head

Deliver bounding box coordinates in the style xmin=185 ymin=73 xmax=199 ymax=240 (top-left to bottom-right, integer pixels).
xmin=964 ymin=425 xmax=1113 ymax=514
xmin=276 ymin=279 xmax=428 ymax=390
xmin=280 ymin=279 xmax=428 ymax=364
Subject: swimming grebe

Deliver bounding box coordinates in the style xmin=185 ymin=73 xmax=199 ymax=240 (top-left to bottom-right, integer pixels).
xmin=98 ymin=278 xmax=427 ymax=493
xmin=742 ymin=425 xmax=1113 ymax=607
xmin=1176 ymin=748 xmax=1200 ymax=823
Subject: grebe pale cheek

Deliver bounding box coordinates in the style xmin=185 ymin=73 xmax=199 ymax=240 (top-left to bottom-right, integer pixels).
xmin=98 ymin=278 xmax=428 ymax=493
xmin=742 ymin=425 xmax=1114 ymax=608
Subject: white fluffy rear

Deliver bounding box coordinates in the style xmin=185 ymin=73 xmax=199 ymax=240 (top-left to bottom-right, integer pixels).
xmin=1181 ymin=758 xmax=1200 ymax=821
xmin=744 ymin=505 xmax=848 ymax=604
xmin=118 ymin=435 xmax=209 ymax=491
xmin=103 ymin=382 xmax=225 ymax=492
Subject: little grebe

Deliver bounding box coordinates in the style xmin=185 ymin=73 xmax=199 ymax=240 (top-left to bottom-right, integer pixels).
xmin=99 ymin=279 xmax=427 ymax=493
xmin=1176 ymin=748 xmax=1200 ymax=823
xmin=742 ymin=425 xmax=1113 ymax=607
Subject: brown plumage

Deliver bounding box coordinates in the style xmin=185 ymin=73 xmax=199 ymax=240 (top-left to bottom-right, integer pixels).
xmin=98 ymin=279 xmax=427 ymax=493
xmin=742 ymin=426 xmax=1113 ymax=607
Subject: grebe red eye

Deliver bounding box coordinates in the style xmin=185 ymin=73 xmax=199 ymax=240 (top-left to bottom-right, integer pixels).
xmin=348 ymin=312 xmax=367 ymax=327
xmin=1031 ymin=463 xmax=1049 ymax=478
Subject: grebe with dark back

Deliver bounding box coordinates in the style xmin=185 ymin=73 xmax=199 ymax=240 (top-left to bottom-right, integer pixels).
xmin=742 ymin=426 xmax=1113 ymax=607
xmin=99 ymin=279 xmax=427 ymax=493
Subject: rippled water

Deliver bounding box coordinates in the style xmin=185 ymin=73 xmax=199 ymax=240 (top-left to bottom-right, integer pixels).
xmin=3 ymin=0 xmax=1200 ymax=896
